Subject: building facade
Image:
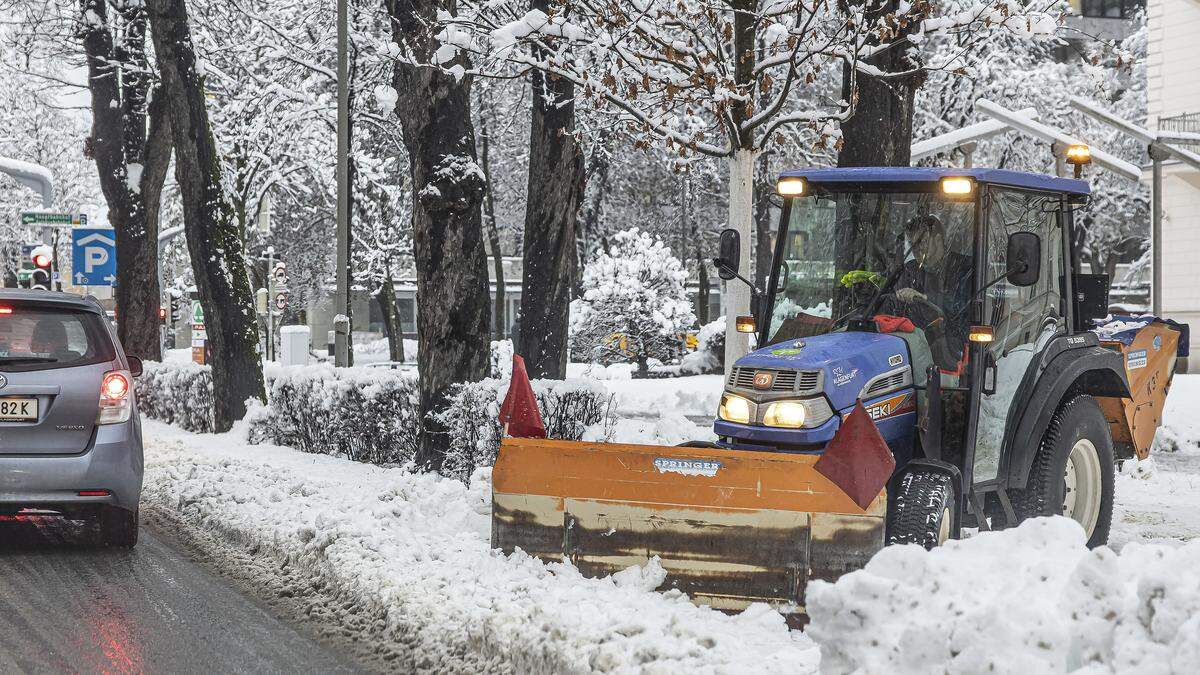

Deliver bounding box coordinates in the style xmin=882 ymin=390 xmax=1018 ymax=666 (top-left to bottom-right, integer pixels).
xmin=1146 ymin=0 xmax=1200 ymax=354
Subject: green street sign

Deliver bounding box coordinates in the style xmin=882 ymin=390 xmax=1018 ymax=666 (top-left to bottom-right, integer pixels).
xmin=20 ymin=212 xmax=87 ymax=227
xmin=191 ymin=301 xmax=204 ymax=325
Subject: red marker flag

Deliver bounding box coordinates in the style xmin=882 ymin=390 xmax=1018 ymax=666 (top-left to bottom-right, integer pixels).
xmin=499 ymin=355 xmax=546 ymax=438
xmin=814 ymin=400 xmax=896 ymax=510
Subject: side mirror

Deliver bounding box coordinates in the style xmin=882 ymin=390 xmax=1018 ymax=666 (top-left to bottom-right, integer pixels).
xmin=713 ymin=228 xmax=741 ymax=281
xmin=1006 ymin=231 xmax=1041 ymax=287
xmin=127 ymin=356 xmax=144 ymax=378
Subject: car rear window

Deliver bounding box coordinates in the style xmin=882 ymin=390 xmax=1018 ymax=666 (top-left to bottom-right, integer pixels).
xmin=0 ymin=303 xmax=116 ymax=372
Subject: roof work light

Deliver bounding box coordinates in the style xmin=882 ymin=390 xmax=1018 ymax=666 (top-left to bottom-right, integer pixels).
xmin=940 ymin=176 xmax=975 ymax=198
xmin=776 ymin=177 xmax=806 ymax=196
xmin=1065 ymin=144 xmax=1091 ymax=179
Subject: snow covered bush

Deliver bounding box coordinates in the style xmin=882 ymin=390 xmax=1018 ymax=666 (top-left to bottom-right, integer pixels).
xmin=679 ymin=316 xmax=726 ymax=375
xmin=570 ymin=228 xmax=695 ymax=373
xmin=246 ymin=365 xmax=421 ymax=466
xmin=136 ymin=360 xmax=214 ymax=433
xmin=438 ymin=378 xmax=616 ymax=481
xmin=490 ymin=339 xmax=514 ymax=379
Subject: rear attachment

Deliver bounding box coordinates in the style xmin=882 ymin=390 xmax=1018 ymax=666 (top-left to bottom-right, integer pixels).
xmin=491 ymin=438 xmax=884 ymax=613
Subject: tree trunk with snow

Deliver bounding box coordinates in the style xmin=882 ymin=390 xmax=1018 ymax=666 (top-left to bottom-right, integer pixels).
xmin=478 ymin=96 xmax=506 ymax=342
xmin=518 ymin=0 xmax=585 ymax=380
xmin=147 ymin=0 xmax=265 ymax=431
xmin=753 ymin=151 xmax=774 ymax=291
xmin=80 ymin=0 xmax=168 ymax=362
xmin=386 ymin=0 xmax=491 ymax=473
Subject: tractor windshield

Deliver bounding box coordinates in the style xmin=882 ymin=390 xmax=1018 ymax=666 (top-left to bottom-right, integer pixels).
xmin=766 ymin=190 xmax=975 ymax=371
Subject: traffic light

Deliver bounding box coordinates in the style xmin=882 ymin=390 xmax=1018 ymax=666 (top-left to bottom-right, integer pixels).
xmin=158 ymin=306 xmax=167 ymax=324
xmin=29 ymin=245 xmax=52 ymax=291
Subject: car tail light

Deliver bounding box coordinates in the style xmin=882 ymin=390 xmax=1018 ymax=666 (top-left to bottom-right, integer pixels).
xmin=98 ymin=370 xmax=133 ymax=424
xmin=0 ymin=307 xmax=11 ymax=314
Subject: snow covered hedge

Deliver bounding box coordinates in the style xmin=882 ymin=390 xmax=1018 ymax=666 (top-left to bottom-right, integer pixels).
xmin=138 ymin=359 xmax=617 ymax=478
xmin=247 ymin=365 xmax=421 ymax=466
xmin=136 ymin=360 xmax=215 ymax=433
xmin=438 ymin=378 xmax=616 ymax=481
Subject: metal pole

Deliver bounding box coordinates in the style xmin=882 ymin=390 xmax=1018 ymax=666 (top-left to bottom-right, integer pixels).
xmin=1149 ymin=143 xmax=1170 ymax=317
xmin=267 ymin=246 xmax=275 ymax=362
xmin=334 ymin=0 xmax=351 ymax=366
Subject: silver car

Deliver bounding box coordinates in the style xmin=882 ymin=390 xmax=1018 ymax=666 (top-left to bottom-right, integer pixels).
xmin=0 ymin=289 xmax=143 ymax=546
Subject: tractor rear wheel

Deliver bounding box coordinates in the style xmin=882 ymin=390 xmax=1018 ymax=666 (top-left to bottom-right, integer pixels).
xmin=886 ymin=469 xmax=957 ymax=549
xmin=1010 ymin=394 xmax=1114 ymax=548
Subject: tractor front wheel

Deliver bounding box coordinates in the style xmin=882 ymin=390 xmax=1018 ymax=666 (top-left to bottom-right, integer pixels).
xmin=886 ymin=469 xmax=957 ymax=549
xmin=1011 ymin=394 xmax=1114 ymax=548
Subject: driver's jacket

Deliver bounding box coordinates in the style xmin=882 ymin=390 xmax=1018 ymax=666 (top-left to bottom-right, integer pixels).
xmin=881 ymin=253 xmax=973 ymax=372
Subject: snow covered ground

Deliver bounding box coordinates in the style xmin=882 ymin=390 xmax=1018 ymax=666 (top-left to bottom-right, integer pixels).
xmin=141 ymin=419 xmax=818 ymax=673
xmin=139 ymin=373 xmax=1200 ymax=672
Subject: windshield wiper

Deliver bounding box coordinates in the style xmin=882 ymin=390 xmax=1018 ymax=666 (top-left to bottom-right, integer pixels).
xmin=0 ymin=357 xmax=57 ymax=365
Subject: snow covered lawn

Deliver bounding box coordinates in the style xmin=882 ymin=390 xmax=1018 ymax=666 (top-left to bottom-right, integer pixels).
xmin=140 ymin=375 xmax=1200 ymax=673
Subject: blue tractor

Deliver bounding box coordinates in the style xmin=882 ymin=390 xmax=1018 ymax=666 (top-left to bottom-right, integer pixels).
xmin=492 ymin=163 xmax=1186 ymax=615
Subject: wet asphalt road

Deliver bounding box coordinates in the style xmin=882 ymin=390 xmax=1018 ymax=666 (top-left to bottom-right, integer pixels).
xmin=0 ymin=515 xmax=361 ymax=674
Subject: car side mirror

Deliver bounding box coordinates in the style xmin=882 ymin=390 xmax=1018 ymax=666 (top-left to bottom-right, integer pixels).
xmin=127 ymin=356 xmax=144 ymax=378
xmin=1006 ymin=231 xmax=1041 ymax=287
xmin=713 ymin=228 xmax=741 ymax=281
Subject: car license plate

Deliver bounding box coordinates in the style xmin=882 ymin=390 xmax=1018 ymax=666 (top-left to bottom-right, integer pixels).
xmin=0 ymin=398 xmax=38 ymax=421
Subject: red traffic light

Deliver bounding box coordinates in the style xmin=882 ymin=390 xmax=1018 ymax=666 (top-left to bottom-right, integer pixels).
xmin=30 ymin=245 xmax=53 ymax=270
xmin=158 ymin=307 xmax=167 ymax=322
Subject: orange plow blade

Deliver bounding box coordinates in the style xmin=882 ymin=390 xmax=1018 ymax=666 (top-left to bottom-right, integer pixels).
xmin=491 ymin=438 xmax=885 ymax=612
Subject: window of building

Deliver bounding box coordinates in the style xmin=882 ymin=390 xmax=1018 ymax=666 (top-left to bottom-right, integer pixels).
xmin=1080 ymin=0 xmax=1143 ymax=19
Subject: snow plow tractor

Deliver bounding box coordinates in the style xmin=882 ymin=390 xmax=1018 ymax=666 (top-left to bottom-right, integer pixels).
xmin=491 ymin=164 xmax=1187 ymax=616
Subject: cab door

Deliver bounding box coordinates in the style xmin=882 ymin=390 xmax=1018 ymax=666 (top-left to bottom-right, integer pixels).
xmin=970 ymin=189 xmax=1068 ymax=486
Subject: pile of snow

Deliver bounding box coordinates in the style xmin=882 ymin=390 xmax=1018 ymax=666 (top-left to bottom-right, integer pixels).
xmin=142 ymin=421 xmax=819 ymax=672
xmin=807 ymin=517 xmax=1200 ymax=673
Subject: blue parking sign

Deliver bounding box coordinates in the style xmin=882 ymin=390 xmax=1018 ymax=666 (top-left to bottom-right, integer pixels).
xmin=71 ymin=228 xmax=117 ymax=286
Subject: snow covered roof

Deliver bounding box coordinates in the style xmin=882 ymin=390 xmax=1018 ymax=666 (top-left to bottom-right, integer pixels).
xmin=778 ymin=167 xmax=1090 ymax=195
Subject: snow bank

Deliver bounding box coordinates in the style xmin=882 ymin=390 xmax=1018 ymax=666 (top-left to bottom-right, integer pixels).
xmin=142 ymin=421 xmax=819 ymax=673
xmin=807 ymin=516 xmax=1200 ymax=674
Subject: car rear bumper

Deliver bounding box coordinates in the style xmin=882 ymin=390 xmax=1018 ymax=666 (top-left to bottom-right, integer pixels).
xmin=0 ymin=419 xmax=143 ymax=513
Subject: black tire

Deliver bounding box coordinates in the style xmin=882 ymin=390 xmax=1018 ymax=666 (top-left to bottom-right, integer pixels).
xmin=1010 ymin=394 xmax=1114 ymax=548
xmin=98 ymin=506 xmax=139 ymax=548
xmin=886 ymin=469 xmax=957 ymax=549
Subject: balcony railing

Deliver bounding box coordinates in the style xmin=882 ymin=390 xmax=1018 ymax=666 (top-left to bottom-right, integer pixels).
xmin=1160 ymin=112 xmax=1200 ymax=139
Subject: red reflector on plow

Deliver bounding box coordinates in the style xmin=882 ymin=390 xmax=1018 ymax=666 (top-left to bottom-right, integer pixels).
xmin=814 ymin=400 xmax=896 ymax=509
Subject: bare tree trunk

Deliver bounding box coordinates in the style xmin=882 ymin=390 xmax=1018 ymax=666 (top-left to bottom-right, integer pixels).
xmin=80 ymin=0 xmax=166 ymax=361
xmin=722 ymin=0 xmax=757 ymax=370
xmin=517 ymin=0 xmax=585 ymax=379
xmin=386 ymin=0 xmax=490 ymax=473
xmin=836 ymin=1 xmax=926 ymax=167
xmin=478 ymin=90 xmax=506 ymax=341
xmin=147 ymin=0 xmax=265 ymax=431
xmin=377 ymin=269 xmax=404 ymax=363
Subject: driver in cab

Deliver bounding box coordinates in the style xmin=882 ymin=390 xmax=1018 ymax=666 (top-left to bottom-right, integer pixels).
xmin=881 ymin=214 xmax=973 ymax=374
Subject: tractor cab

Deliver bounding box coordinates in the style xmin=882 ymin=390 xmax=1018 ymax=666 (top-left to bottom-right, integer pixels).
xmin=713 ymin=165 xmax=1115 ymax=529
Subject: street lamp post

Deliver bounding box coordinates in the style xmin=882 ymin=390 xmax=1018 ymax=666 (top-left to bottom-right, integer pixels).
xmin=334 ymin=0 xmax=351 ymax=366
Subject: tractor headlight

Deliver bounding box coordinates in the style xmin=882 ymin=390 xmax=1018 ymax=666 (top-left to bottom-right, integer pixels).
xmin=762 ymin=398 xmax=835 ymax=429
xmin=718 ymin=394 xmax=752 ymax=424
xmin=763 ymin=400 xmax=806 ymax=428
